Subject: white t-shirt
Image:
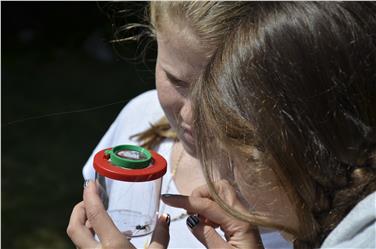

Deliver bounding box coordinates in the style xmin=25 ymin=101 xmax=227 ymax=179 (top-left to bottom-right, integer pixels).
xmin=83 ymin=90 xmax=292 ymax=249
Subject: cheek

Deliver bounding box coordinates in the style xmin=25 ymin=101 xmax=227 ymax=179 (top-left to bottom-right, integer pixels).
xmin=234 ymin=164 xmax=299 ymax=230
xmin=234 ymin=167 xmax=278 ymax=212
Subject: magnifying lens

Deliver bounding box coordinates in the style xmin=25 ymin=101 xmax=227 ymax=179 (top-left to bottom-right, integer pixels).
xmin=93 ymin=144 xmax=167 ymax=237
xmin=105 ymin=144 xmax=152 ymax=169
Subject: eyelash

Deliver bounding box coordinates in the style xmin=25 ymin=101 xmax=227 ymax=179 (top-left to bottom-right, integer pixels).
xmin=170 ymin=79 xmax=187 ymax=88
xmin=166 ymin=75 xmax=188 ymax=88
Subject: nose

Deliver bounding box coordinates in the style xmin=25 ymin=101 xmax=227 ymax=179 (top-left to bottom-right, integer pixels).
xmin=180 ymin=99 xmax=193 ymax=125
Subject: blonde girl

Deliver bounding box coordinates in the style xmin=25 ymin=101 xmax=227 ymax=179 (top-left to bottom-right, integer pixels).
xmin=68 ymin=2 xmax=292 ymax=249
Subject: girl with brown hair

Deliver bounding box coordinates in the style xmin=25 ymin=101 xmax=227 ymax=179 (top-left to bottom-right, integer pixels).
xmin=163 ymin=2 xmax=376 ymax=249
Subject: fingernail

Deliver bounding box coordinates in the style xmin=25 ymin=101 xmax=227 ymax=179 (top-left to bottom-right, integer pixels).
xmin=159 ymin=213 xmax=170 ymax=226
xmin=83 ymin=179 xmax=92 ymax=188
xmin=186 ymin=215 xmax=200 ymax=229
xmin=165 ymin=213 xmax=171 ymax=226
xmin=161 ymin=194 xmax=177 ymax=198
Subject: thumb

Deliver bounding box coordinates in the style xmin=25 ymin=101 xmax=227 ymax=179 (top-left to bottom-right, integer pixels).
xmin=148 ymin=214 xmax=171 ymax=249
xmin=186 ymin=215 xmax=230 ymax=249
xmin=83 ymin=180 xmax=123 ymax=242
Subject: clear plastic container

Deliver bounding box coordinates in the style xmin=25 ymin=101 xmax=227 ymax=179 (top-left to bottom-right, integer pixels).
xmin=93 ymin=145 xmax=167 ymax=237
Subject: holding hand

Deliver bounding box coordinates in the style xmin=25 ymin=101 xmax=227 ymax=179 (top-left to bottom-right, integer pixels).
xmin=162 ymin=180 xmax=265 ymax=249
xmin=67 ymin=181 xmax=170 ymax=249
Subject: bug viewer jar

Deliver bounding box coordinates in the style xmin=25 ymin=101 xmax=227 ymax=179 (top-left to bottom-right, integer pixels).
xmin=93 ymin=144 xmax=167 ymax=237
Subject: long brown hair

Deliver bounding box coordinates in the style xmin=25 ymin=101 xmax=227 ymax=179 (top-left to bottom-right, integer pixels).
xmin=193 ymin=2 xmax=376 ymax=248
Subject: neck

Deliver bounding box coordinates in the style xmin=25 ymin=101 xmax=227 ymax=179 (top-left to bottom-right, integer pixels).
xmin=171 ymin=141 xmax=206 ymax=195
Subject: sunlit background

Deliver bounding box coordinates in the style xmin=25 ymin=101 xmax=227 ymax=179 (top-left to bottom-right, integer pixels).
xmin=2 ymin=2 xmax=155 ymax=248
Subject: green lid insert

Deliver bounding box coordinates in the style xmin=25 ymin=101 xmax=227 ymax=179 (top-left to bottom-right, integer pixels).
xmin=105 ymin=145 xmax=152 ymax=169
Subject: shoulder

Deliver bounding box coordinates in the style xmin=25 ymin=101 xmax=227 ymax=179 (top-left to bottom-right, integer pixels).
xmin=321 ymin=191 xmax=376 ymax=248
xmin=125 ymin=89 xmax=159 ymax=109
xmin=114 ymin=89 xmax=164 ymax=129
xmin=119 ymin=89 xmax=162 ymax=120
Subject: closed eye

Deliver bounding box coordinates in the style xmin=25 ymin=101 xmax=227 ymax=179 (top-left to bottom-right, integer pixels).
xmin=165 ymin=71 xmax=189 ymax=88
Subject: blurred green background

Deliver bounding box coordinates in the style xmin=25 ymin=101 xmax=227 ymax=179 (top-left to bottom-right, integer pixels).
xmin=2 ymin=2 xmax=155 ymax=248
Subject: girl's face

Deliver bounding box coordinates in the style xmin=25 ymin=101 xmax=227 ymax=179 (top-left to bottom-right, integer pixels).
xmin=232 ymin=156 xmax=300 ymax=233
xmin=155 ymin=24 xmax=210 ymax=156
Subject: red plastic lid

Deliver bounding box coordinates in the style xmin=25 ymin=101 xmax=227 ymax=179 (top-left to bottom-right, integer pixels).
xmin=93 ymin=148 xmax=167 ymax=182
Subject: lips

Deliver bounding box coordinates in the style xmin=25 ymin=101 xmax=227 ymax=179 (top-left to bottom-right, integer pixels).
xmin=181 ymin=123 xmax=193 ymax=134
xmin=184 ymin=128 xmax=193 ymax=136
xmin=182 ymin=131 xmax=195 ymax=145
xmin=181 ymin=124 xmax=194 ymax=144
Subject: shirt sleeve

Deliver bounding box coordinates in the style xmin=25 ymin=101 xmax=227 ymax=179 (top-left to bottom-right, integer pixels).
xmin=320 ymin=192 xmax=376 ymax=249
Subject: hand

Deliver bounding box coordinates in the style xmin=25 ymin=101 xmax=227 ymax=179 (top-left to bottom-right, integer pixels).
xmin=67 ymin=181 xmax=170 ymax=249
xmin=162 ymin=180 xmax=264 ymax=249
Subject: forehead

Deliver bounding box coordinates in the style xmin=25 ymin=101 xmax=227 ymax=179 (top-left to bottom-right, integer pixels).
xmin=156 ymin=22 xmax=211 ymax=82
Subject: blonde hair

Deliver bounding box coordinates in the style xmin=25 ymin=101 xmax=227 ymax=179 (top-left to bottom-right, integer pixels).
xmin=128 ymin=2 xmax=261 ymax=148
xmin=149 ymin=2 xmax=252 ymax=52
xmin=131 ymin=116 xmax=176 ymax=150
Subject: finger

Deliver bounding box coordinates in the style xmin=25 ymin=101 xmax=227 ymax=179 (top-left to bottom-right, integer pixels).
xmin=191 ymin=182 xmax=218 ymax=198
xmin=191 ymin=180 xmax=249 ymax=214
xmin=186 ymin=215 xmax=230 ymax=249
xmin=83 ymin=180 xmax=123 ymax=242
xmin=161 ymin=194 xmax=233 ymax=226
xmin=67 ymin=201 xmax=99 ymax=249
xmin=148 ymin=213 xmax=170 ymax=249
xmin=85 ymin=220 xmax=95 ymax=236
xmin=191 ymin=180 xmax=239 ymax=205
xmin=197 ymin=214 xmax=220 ymax=228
